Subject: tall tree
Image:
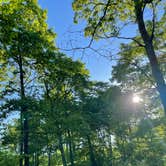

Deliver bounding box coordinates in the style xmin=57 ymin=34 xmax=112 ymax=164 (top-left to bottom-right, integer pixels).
xmin=72 ymin=0 xmax=166 ymax=114
xmin=0 ymin=0 xmax=56 ymax=165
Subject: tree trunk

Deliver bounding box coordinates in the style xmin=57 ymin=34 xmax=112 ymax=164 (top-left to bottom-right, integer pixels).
xmin=109 ymin=135 xmax=113 ymax=166
xmin=58 ymin=133 xmax=67 ymax=166
xmin=48 ymin=153 xmax=51 ymax=166
xmin=35 ymin=152 xmax=39 ymax=166
xmin=33 ymin=152 xmax=39 ymax=166
xmin=87 ymin=135 xmax=98 ymax=166
xmin=33 ymin=153 xmax=35 ymax=166
xmin=24 ymin=116 xmax=29 ymax=166
xmin=48 ymin=147 xmax=51 ymax=166
xmin=134 ymin=1 xmax=166 ymax=114
xmin=18 ymin=54 xmax=29 ymax=166
xmin=67 ymin=130 xmax=75 ymax=166
xmin=19 ymin=112 xmax=23 ymax=166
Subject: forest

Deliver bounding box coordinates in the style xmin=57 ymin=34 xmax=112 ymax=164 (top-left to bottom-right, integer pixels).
xmin=0 ymin=0 xmax=166 ymax=166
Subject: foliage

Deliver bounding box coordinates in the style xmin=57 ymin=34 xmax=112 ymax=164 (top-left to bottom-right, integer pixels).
xmin=0 ymin=1 xmax=166 ymax=166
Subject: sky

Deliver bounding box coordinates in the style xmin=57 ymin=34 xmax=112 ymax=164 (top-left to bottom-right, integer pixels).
xmin=38 ymin=0 xmax=113 ymax=82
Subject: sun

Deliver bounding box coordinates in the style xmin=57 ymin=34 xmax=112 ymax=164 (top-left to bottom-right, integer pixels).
xmin=132 ymin=95 xmax=141 ymax=103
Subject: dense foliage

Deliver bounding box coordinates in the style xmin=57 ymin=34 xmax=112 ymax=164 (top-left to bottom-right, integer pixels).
xmin=0 ymin=0 xmax=166 ymax=166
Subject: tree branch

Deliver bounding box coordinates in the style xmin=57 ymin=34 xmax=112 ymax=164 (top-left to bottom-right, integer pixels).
xmin=98 ymin=33 xmax=145 ymax=47
xmin=150 ymin=2 xmax=156 ymax=41
xmin=87 ymin=0 xmax=111 ymax=47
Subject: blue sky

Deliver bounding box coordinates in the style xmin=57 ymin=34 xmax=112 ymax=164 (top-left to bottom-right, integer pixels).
xmin=38 ymin=0 xmax=113 ymax=82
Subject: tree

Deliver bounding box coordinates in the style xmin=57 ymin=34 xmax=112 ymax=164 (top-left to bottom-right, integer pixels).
xmin=1 ymin=1 xmax=166 ymax=165
xmin=72 ymin=0 xmax=166 ymax=114
xmin=36 ymin=52 xmax=90 ymax=166
xmin=0 ymin=0 xmax=56 ymax=165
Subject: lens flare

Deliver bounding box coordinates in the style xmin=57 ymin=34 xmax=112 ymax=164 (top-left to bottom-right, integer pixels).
xmin=132 ymin=95 xmax=140 ymax=103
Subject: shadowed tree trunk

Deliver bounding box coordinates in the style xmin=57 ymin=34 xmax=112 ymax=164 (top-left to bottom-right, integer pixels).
xmin=36 ymin=152 xmax=39 ymax=166
xmin=58 ymin=133 xmax=67 ymax=166
xmin=33 ymin=152 xmax=39 ymax=166
xmin=18 ymin=54 xmax=29 ymax=166
xmin=19 ymin=112 xmax=23 ymax=166
xmin=67 ymin=130 xmax=75 ymax=166
xmin=109 ymin=135 xmax=113 ymax=166
xmin=48 ymin=147 xmax=51 ymax=166
xmin=24 ymin=115 xmax=29 ymax=166
xmin=87 ymin=135 xmax=98 ymax=166
xmin=134 ymin=0 xmax=166 ymax=114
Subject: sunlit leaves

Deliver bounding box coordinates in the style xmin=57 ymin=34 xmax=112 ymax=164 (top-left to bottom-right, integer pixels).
xmin=72 ymin=0 xmax=136 ymax=38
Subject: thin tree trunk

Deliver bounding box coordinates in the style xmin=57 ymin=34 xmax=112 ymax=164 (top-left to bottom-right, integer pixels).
xmin=33 ymin=153 xmax=35 ymax=166
xmin=34 ymin=152 xmax=39 ymax=166
xmin=87 ymin=135 xmax=98 ymax=166
xmin=19 ymin=112 xmax=23 ymax=166
xmin=24 ymin=116 xmax=29 ymax=166
xmin=18 ymin=54 xmax=29 ymax=166
xmin=122 ymin=139 xmax=126 ymax=162
xmin=36 ymin=152 xmax=39 ymax=166
xmin=67 ymin=130 xmax=75 ymax=166
xmin=109 ymin=135 xmax=113 ymax=166
xmin=134 ymin=1 xmax=166 ymax=114
xmin=58 ymin=133 xmax=67 ymax=166
xmin=48 ymin=147 xmax=51 ymax=166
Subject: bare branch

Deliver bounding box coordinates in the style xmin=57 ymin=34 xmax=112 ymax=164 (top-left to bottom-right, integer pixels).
xmin=100 ymin=33 xmax=145 ymax=47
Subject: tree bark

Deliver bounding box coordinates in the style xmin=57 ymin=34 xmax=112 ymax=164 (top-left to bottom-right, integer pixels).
xmin=134 ymin=1 xmax=166 ymax=114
